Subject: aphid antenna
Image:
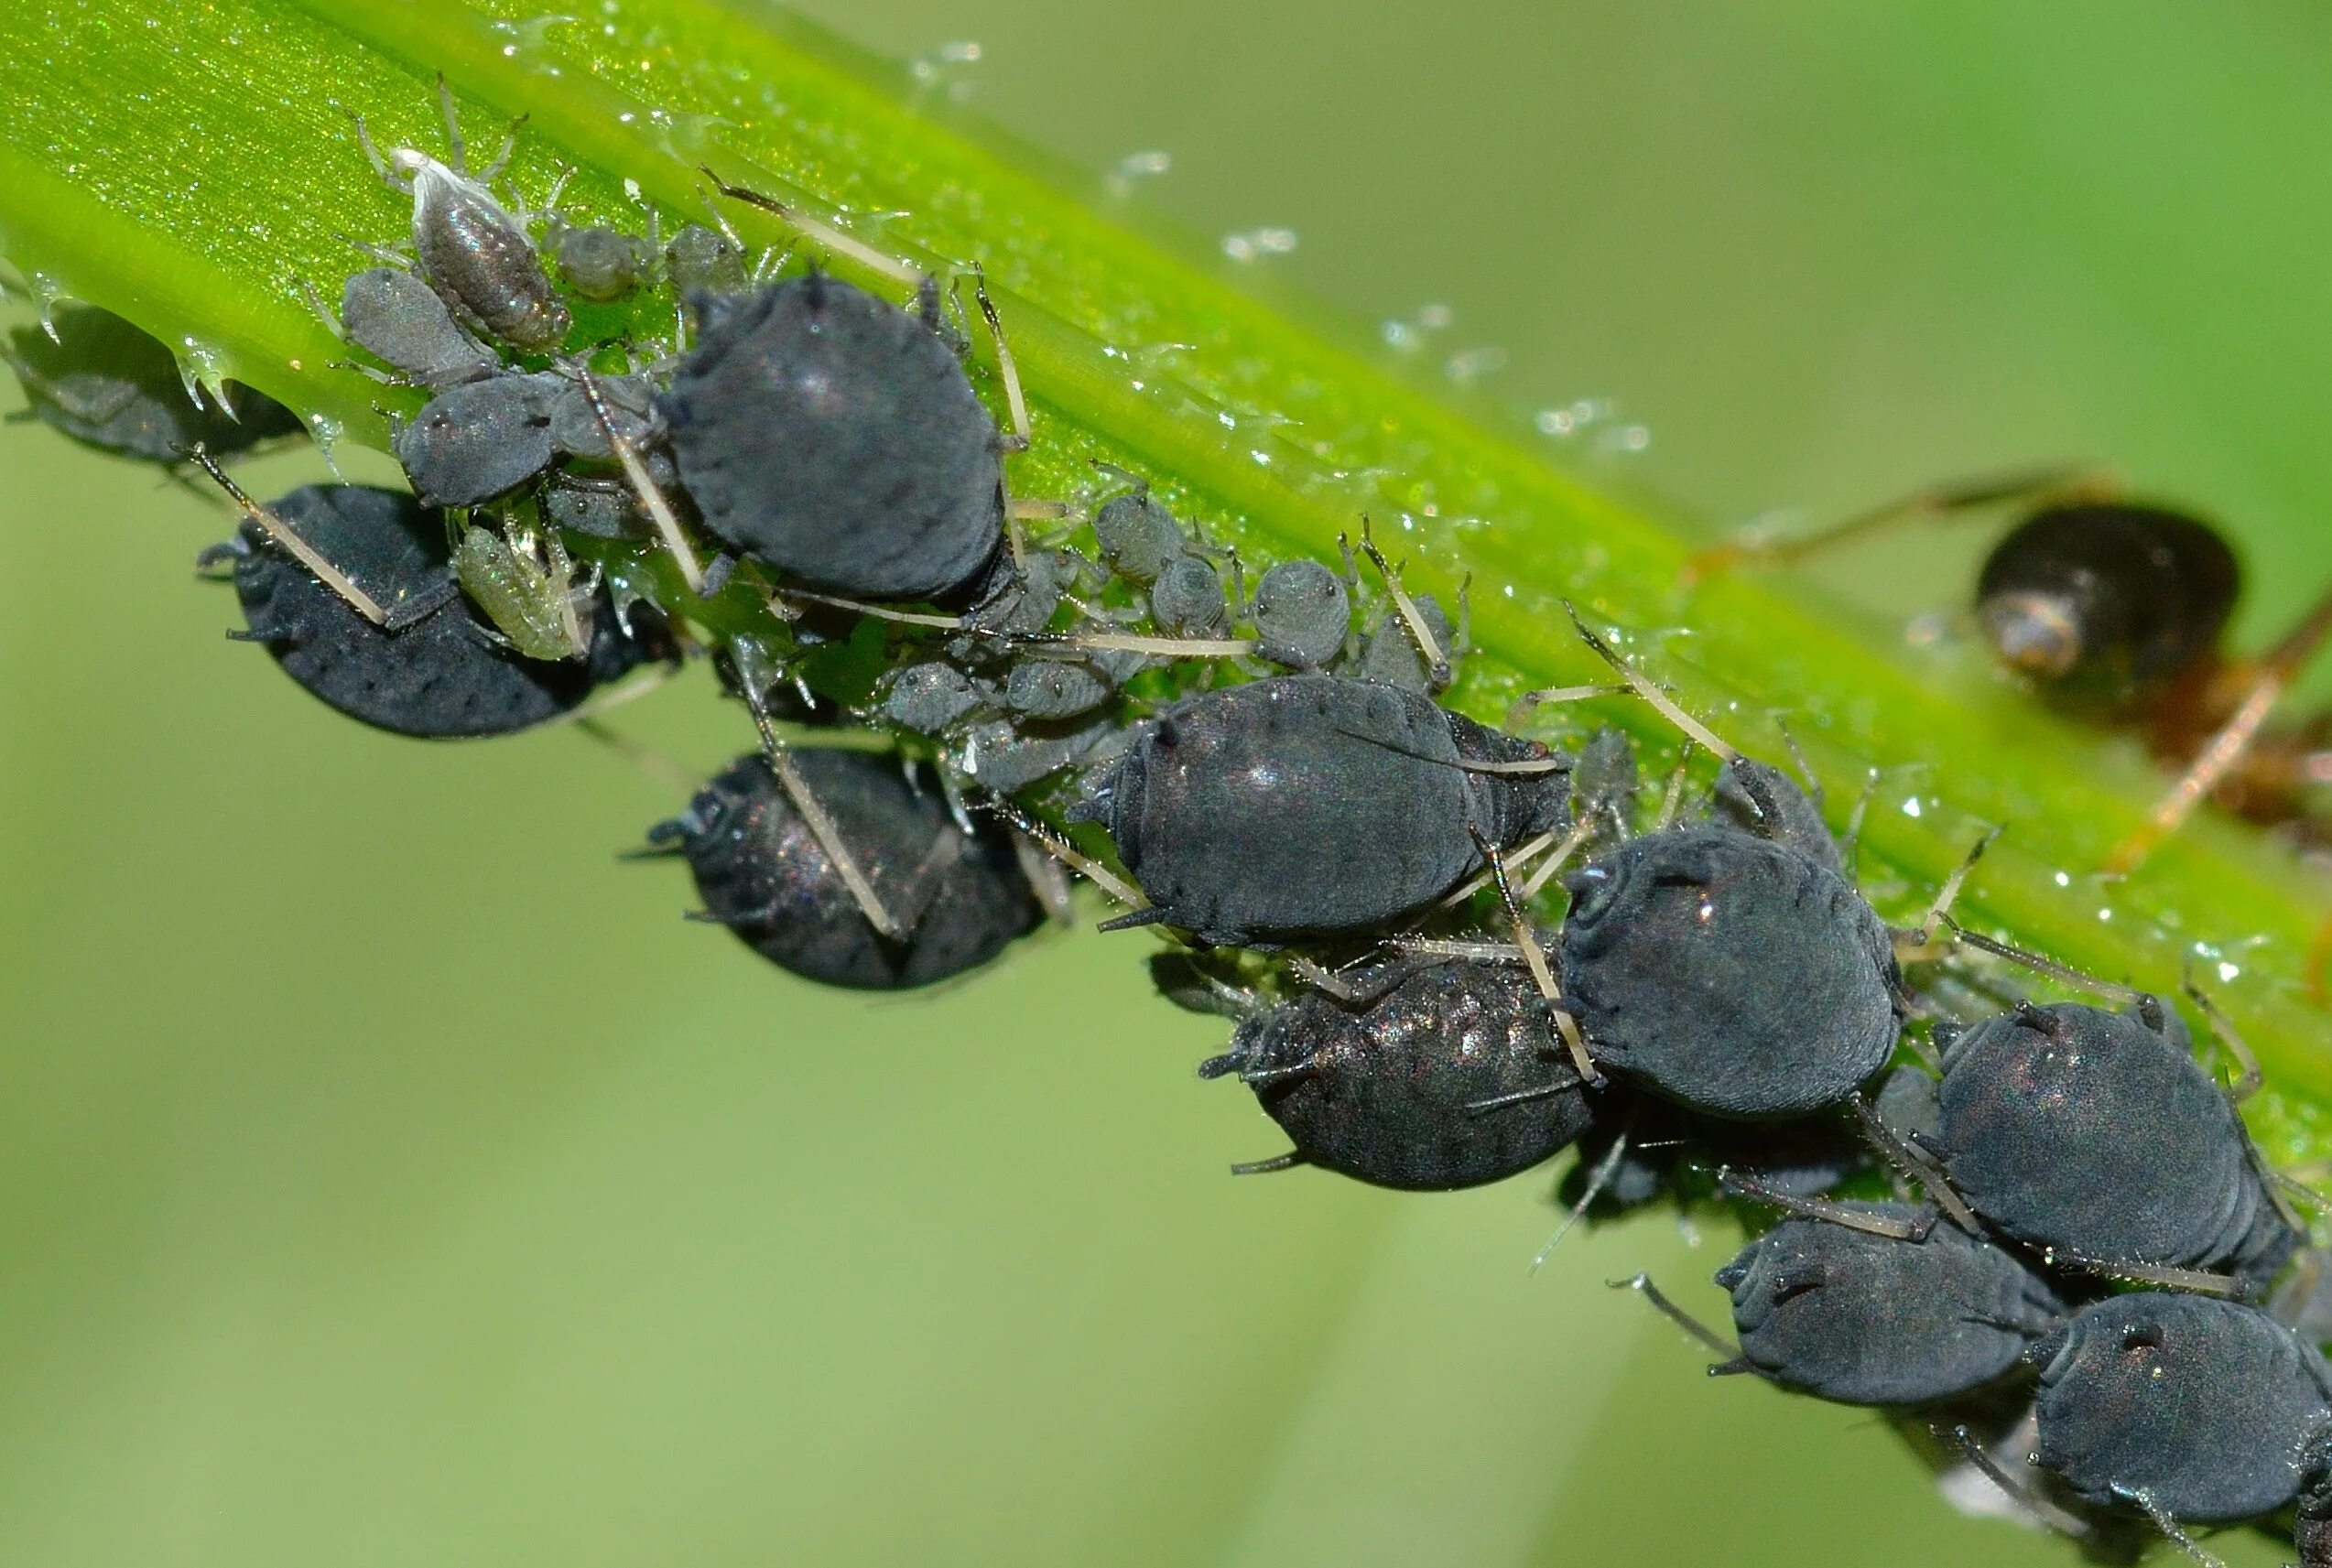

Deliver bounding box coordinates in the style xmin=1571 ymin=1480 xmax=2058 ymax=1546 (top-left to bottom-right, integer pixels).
xmin=1651 ymin=739 xmax=1700 ymax=832
xmin=1901 ymin=825 xmax=2003 ymax=948
xmin=289 ymin=274 xmax=344 ymax=341
xmin=737 ymin=678 xmax=908 ymax=941
xmin=1609 ymin=1272 xmax=1742 ymax=1362
xmin=2051 ymin=1251 xmax=2242 ymax=1298
xmin=1434 ymin=824 xmax=1567 ymax=911
xmin=570 ymin=365 xmax=705 ymax=594
xmin=1562 ymin=600 xmax=1741 ymax=762
xmin=2110 ymin=1486 xmax=2225 ymax=1568
xmin=1352 ymin=517 xmax=1454 ymax=690
xmin=700 ymin=168 xmax=925 ymax=289
xmin=1939 ymin=1424 xmax=2096 ymax=1541
xmin=572 ymin=716 xmax=700 ymax=797
xmin=1284 ymin=954 xmax=1374 ymax=1005
xmin=1529 ymin=1122 xmax=1634 ymax=1272
xmin=770 ymin=586 xmax=964 ymax=630
xmin=1088 ymin=460 xmax=1150 ymax=498
xmin=1837 ymin=767 xmax=1881 ymax=886
xmin=1010 ymin=498 xmax=1072 ymax=523
xmin=1847 ymin=1089 xmax=1986 ymax=1236
xmin=1471 ymin=825 xmax=1599 ymax=1085
xmin=1936 ymin=914 xmax=2147 ymax=1005
xmin=2177 ymin=963 xmax=2263 ymax=1103
xmin=181 ymin=444 xmax=398 ymax=628
xmin=1519 ymin=815 xmax=1600 ymax=903
xmin=1387 ymin=936 xmax=1527 ymax=963
xmin=997 ymin=626 xmax=1261 ymax=660
xmin=1770 ymin=716 xmax=1824 ymax=814
xmin=2108 ymin=580 xmax=2332 ymax=874
xmin=1680 ymin=463 xmax=2106 ymax=585
xmin=1715 ymin=1171 xmax=1932 ymax=1240
xmin=2272 ymin=1170 xmax=2332 ymax=1215
xmin=974 ymin=791 xmax=1148 ymax=912
xmin=1466 ymin=1078 xmax=1584 ymax=1116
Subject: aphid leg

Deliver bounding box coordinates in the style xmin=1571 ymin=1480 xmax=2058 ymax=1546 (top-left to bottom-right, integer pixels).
xmin=1433 ymin=824 xmax=1565 ymax=911
xmin=2110 ymin=1487 xmax=2225 ymax=1568
xmin=737 ymin=680 xmax=907 ymax=941
xmin=1772 ymin=717 xmax=1823 ymax=814
xmin=1681 ymin=463 xmax=2109 ymax=586
xmin=1652 ymin=740 xmax=1699 ymax=832
xmin=2057 ymin=1254 xmax=2241 ymax=1297
xmin=1355 ymin=517 xmax=1452 ymax=690
xmin=291 ymin=275 xmax=344 ymax=340
xmin=574 ymin=716 xmax=701 ymax=796
xmin=1285 ymin=955 xmax=1379 ymax=1006
xmin=1471 ymin=825 xmax=1599 ymax=1085
xmin=1716 ymin=1171 xmax=1931 ymax=1239
xmin=700 ymin=168 xmax=925 ymax=287
xmin=1530 ymin=1122 xmax=1633 ymax=1271
xmin=572 ymin=368 xmax=705 ymax=595
xmin=1563 ymin=601 xmax=1742 ymax=761
xmin=971 ymin=269 xmax=1031 ymax=453
xmin=1387 ymin=936 xmax=1527 ymax=963
xmin=2108 ymin=582 xmax=2332 ymax=872
xmin=976 ymin=792 xmax=1148 ymax=912
xmin=1008 ymin=831 xmax=1079 ymax=926
xmin=1610 ymin=1273 xmax=1742 ymax=1362
xmin=1897 ymin=826 xmax=2002 ymax=951
xmin=1937 ymin=915 xmax=2148 ymax=1005
xmin=1848 ymin=1089 xmax=1985 ymax=1235
xmin=431 ymin=72 xmax=472 ymax=174
xmin=1837 ymin=768 xmax=1880 ymax=887
xmin=1229 ymin=1152 xmax=1307 ymax=1177
xmin=2177 ymin=966 xmax=2263 ymax=1103
xmin=1518 ymin=816 xmax=1599 ymax=903
xmin=349 ymin=113 xmax=414 ymax=195
xmin=184 ymin=445 xmax=396 ymax=626
xmin=1502 ymin=684 xmax=1633 ymax=730
xmin=1942 ymin=1425 xmax=2096 ymax=1540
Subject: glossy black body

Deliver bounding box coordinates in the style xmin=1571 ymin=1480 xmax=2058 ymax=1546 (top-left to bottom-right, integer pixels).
xmin=660 ymin=276 xmax=1004 ymax=601
xmin=1084 ymin=675 xmax=1571 ymax=946
xmin=1717 ymin=1205 xmax=2064 ymax=1406
xmin=655 ymin=751 xmax=1042 ymax=990
xmin=1206 ymin=958 xmax=1591 ymax=1190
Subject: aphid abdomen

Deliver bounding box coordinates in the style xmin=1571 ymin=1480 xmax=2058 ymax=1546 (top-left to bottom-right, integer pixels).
xmin=661 ymin=276 xmax=1004 ymax=601
xmin=1106 ymin=677 xmax=1482 ymax=945
xmin=409 ymin=163 xmax=570 ymax=353
xmin=1559 ymin=829 xmax=1899 ymax=1118
xmin=1718 ymin=1207 xmax=2063 ymax=1406
xmin=1936 ymin=1001 xmax=2271 ymax=1275
xmin=394 ymin=373 xmax=557 ymax=508
xmin=2033 ymin=1293 xmax=2332 ymax=1522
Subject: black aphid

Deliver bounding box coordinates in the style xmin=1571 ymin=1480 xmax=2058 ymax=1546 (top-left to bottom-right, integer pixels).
xmin=2032 ymin=1292 xmax=2332 ymax=1523
xmin=5 ymin=305 xmax=304 ymax=462
xmin=1199 ymin=957 xmax=1592 ymax=1190
xmin=1249 ymin=557 xmax=1352 ymax=670
xmin=394 ymin=372 xmax=558 ymax=507
xmin=544 ymin=213 xmax=659 ymax=302
xmin=658 ymin=274 xmax=1009 ymax=602
xmin=1075 ymin=674 xmax=1571 ymax=946
xmin=646 ymin=750 xmax=1044 ymax=989
xmin=1931 ymin=998 xmax=2295 ymax=1290
xmin=1148 ymin=554 xmax=1229 ymax=636
xmin=209 ymin=483 xmax=664 ymax=738
xmin=335 ymin=268 xmax=497 ymax=390
xmin=353 ymin=77 xmax=571 ymax=354
xmin=1714 ymin=1204 xmax=2064 ymax=1406
xmin=2297 ymin=1428 xmax=2332 ymax=1567
xmin=1091 ymin=475 xmax=1197 ymax=584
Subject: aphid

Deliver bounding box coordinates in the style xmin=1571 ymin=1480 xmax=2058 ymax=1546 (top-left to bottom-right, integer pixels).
xmin=1090 ymin=472 xmax=1197 ymax=584
xmin=1198 ymin=956 xmax=1594 ymax=1190
xmin=204 ymin=481 xmax=666 ymax=737
xmin=1073 ymin=674 xmax=1572 ymax=946
xmin=2031 ymin=1292 xmax=2332 ymax=1523
xmin=331 ymin=267 xmax=496 ymax=389
xmin=353 ymin=75 xmax=571 ymax=353
xmin=643 ymin=749 xmax=1044 ymax=989
xmin=544 ymin=211 xmax=659 ymax=302
xmin=1002 ymin=657 xmax=1114 ymax=721
xmin=665 ymin=222 xmax=749 ymax=296
xmin=657 ymin=257 xmax=1023 ymax=601
xmin=1551 ymin=611 xmax=1911 ymax=1119
xmin=1930 ymin=997 xmax=2296 ymax=1291
xmin=450 ymin=521 xmax=594 ymax=661
xmin=1147 ymin=553 xmax=1229 ymax=636
xmin=1249 ymin=557 xmax=1352 ymax=670
xmin=1709 ymin=1203 xmax=2066 ymax=1406
xmin=393 ymin=370 xmax=557 ymax=507
xmin=1696 ymin=471 xmax=2332 ymax=866
xmin=5 ymin=304 xmax=304 ymax=462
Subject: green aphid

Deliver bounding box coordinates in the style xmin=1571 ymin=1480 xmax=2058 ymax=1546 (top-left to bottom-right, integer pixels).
xmin=452 ymin=521 xmax=593 ymax=661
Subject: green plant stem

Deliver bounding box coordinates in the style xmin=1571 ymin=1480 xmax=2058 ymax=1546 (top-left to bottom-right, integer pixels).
xmin=1 ymin=0 xmax=2327 ymax=1152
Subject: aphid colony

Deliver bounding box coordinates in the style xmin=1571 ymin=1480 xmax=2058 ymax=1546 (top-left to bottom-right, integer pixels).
xmin=13 ymin=78 xmax=2332 ymax=1565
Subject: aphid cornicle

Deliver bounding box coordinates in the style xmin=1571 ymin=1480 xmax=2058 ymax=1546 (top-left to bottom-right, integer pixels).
xmin=5 ymin=305 xmax=305 ymax=462
xmin=646 ymin=750 xmax=1044 ymax=990
xmin=1199 ymin=957 xmax=1593 ymax=1191
xmin=211 ymin=483 xmax=666 ymax=738
xmin=1930 ymin=999 xmax=2296 ymax=1290
xmin=657 ymin=274 xmax=1007 ymax=602
xmin=354 ymin=78 xmax=571 ymax=354
xmin=2031 ymin=1292 xmax=2332 ymax=1523
xmin=1713 ymin=1204 xmax=2065 ymax=1407
xmin=1075 ymin=674 xmax=1572 ymax=947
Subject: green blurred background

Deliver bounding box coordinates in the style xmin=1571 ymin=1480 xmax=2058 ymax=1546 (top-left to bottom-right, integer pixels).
xmin=2 ymin=1 xmax=2326 ymax=1563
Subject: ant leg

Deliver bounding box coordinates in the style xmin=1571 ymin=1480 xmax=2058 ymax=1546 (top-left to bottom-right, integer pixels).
xmin=1683 ymin=463 xmax=2110 ymax=586
xmin=1610 ymin=1273 xmax=1742 ymax=1362
xmin=2109 ymin=582 xmax=2332 ymax=873
xmin=184 ymin=446 xmax=394 ymax=625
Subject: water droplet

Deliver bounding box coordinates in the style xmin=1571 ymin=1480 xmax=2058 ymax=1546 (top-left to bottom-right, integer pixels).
xmin=1221 ymin=228 xmax=1297 ymax=263
xmin=1901 ymin=797 xmax=1924 ymax=818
